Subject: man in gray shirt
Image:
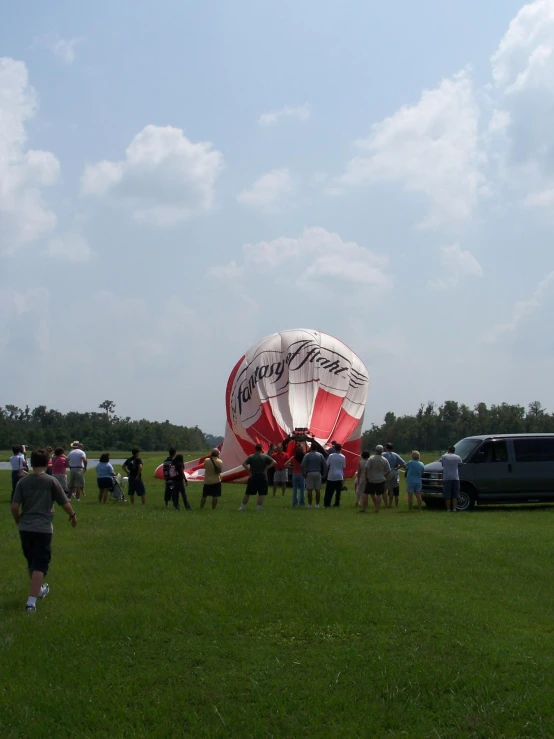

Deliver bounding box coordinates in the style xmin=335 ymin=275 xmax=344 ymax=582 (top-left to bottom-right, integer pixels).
xmin=360 ymin=445 xmax=391 ymax=513
xmin=11 ymin=448 xmax=78 ymax=613
xmin=302 ymin=443 xmax=326 ymax=509
xmin=440 ymin=445 xmax=463 ymax=511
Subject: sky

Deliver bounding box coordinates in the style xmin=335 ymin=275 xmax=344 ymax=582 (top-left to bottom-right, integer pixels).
xmin=1 ymin=0 xmax=554 ymax=435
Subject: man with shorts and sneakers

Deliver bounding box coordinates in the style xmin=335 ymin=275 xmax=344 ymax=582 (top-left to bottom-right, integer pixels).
xmin=360 ymin=445 xmax=391 ymax=513
xmin=123 ymin=448 xmax=146 ymax=505
xmin=271 ymin=444 xmax=290 ymax=497
xmin=302 ymin=443 xmax=326 ymax=508
xmin=202 ymin=449 xmax=223 ymax=509
xmin=382 ymin=443 xmax=406 ymax=508
xmin=66 ymin=441 xmax=87 ymax=501
xmin=239 ymin=445 xmax=275 ymax=511
xmin=441 ymin=446 xmax=462 ymax=511
xmin=11 ymin=448 xmax=78 ymax=613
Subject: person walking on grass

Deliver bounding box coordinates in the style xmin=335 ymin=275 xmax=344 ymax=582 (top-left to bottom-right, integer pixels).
xmin=271 ymin=444 xmax=290 ymax=498
xmin=441 ymin=445 xmax=462 ymax=512
xmin=67 ymin=441 xmax=87 ymax=501
xmin=383 ymin=443 xmax=406 ymax=508
xmin=11 ymin=448 xmax=78 ymax=613
xmin=162 ymin=448 xmax=177 ymax=509
xmin=51 ymin=448 xmax=69 ymax=497
xmin=360 ymin=445 xmax=391 ymax=513
xmin=10 ymin=445 xmax=28 ymax=502
xmin=324 ymin=443 xmax=346 ymax=508
xmin=286 ymin=444 xmax=306 ymax=507
xmin=355 ymin=450 xmax=370 ymax=506
xmin=302 ymin=442 xmax=326 ymax=508
xmin=123 ymin=448 xmax=146 ymax=505
xmin=239 ymin=444 xmax=275 ymax=511
xmin=405 ymin=451 xmax=425 ymax=511
xmin=202 ymin=449 xmax=223 ymax=509
xmin=96 ymin=453 xmax=116 ymax=503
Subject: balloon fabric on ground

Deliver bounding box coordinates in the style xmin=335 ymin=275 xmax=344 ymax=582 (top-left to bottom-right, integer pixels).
xmin=155 ymin=329 xmax=369 ymax=482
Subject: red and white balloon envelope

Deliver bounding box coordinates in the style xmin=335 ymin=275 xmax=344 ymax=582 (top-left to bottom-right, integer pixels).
xmin=155 ymin=329 xmax=369 ymax=482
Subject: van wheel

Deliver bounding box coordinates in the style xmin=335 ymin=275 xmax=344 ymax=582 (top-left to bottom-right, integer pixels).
xmin=456 ymin=487 xmax=475 ymax=511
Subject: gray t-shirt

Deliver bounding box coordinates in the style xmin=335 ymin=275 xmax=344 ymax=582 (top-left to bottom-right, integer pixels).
xmin=365 ymin=454 xmax=391 ymax=483
xmin=383 ymin=451 xmax=406 ymax=483
xmin=244 ymin=453 xmax=274 ymax=476
xmin=302 ymin=451 xmax=326 ymax=475
xmin=12 ymin=473 xmax=68 ymax=533
xmin=440 ymin=453 xmax=463 ymax=481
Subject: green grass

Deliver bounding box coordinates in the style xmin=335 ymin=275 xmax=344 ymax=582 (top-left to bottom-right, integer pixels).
xmin=2 ymin=454 xmax=554 ymax=738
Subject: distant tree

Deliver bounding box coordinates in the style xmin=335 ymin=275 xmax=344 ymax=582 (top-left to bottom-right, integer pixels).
xmin=99 ymin=400 xmax=116 ymax=420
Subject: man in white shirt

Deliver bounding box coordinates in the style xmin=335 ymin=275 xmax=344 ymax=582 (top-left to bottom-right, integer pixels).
xmin=323 ymin=443 xmax=346 ymax=508
xmin=66 ymin=441 xmax=87 ymax=501
xmin=440 ymin=445 xmax=463 ymax=511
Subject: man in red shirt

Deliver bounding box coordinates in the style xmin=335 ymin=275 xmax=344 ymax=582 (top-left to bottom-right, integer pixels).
xmin=271 ymin=444 xmax=290 ymax=497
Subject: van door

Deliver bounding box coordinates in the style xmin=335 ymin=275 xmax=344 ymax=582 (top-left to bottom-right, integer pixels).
xmin=510 ymin=437 xmax=554 ymax=499
xmin=471 ymin=439 xmax=514 ymax=500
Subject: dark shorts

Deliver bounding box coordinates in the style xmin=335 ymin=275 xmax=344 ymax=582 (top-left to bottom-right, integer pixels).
xmin=128 ymin=478 xmax=146 ymax=496
xmin=20 ymin=531 xmax=52 ymax=575
xmin=388 ymin=486 xmax=400 ymax=497
xmin=97 ymin=477 xmax=114 ymax=491
xmin=245 ymin=473 xmax=268 ymax=497
xmin=366 ymin=481 xmax=386 ymax=496
xmin=443 ymin=480 xmax=460 ymax=500
xmin=203 ymin=482 xmax=222 ymax=498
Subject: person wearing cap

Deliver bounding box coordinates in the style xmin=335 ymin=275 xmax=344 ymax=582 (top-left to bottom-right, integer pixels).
xmin=323 ymin=443 xmax=346 ymax=508
xmin=382 ymin=443 xmax=406 ymax=508
xmin=202 ymin=449 xmax=223 ymax=509
xmin=360 ymin=445 xmax=391 ymax=513
xmin=66 ymin=441 xmax=87 ymax=501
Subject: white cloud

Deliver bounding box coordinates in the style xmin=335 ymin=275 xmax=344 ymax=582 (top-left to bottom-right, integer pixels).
xmin=236 ymin=168 xmax=295 ymax=212
xmin=487 ymin=109 xmax=512 ymax=135
xmin=0 ymin=57 xmax=60 ymax=256
xmin=213 ymin=227 xmax=392 ymax=293
xmin=81 ymin=124 xmax=224 ymax=226
xmin=340 ymin=70 xmax=482 ymax=228
xmin=0 ymin=287 xmax=50 ymax=353
xmin=485 ymin=271 xmax=554 ymax=342
xmin=525 ymin=185 xmax=554 ymax=207
xmin=206 ymin=260 xmax=243 ymax=280
xmin=46 ymin=234 xmax=94 ymax=262
xmin=429 ymin=244 xmax=484 ymax=290
xmin=258 ymin=104 xmax=310 ymax=126
xmin=42 ymin=34 xmax=82 ymax=64
xmin=491 ymin=0 xmax=554 ymax=93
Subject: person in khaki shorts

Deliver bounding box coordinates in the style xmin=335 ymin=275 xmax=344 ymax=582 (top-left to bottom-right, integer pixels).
xmin=360 ymin=445 xmax=391 ymax=513
xmin=301 ymin=443 xmax=327 ymax=508
xmin=66 ymin=441 xmax=87 ymax=501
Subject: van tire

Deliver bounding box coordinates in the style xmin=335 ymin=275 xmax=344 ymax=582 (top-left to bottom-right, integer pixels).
xmin=456 ymin=486 xmax=476 ymax=512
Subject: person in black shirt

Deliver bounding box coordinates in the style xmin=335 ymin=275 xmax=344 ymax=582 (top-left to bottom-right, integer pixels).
xmin=162 ymin=448 xmax=176 ymax=509
xmin=172 ymin=454 xmax=191 ymax=510
xmin=123 ymin=448 xmax=146 ymax=505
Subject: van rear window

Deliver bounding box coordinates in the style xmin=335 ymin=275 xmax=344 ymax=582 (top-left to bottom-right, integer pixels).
xmin=513 ymin=438 xmax=554 ymax=463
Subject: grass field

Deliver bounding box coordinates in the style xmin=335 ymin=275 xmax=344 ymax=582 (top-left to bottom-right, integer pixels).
xmin=2 ymin=452 xmax=554 ymax=738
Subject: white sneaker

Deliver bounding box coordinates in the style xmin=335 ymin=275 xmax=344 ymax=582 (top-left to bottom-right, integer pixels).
xmin=238 ymin=506 xmax=245 ymax=511
xmin=315 ymin=504 xmax=320 ymax=509
xmin=39 ymin=583 xmax=50 ymax=599
xmin=308 ymin=505 xmax=312 ymax=509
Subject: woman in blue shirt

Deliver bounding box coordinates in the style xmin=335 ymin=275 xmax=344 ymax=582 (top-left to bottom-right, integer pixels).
xmin=96 ymin=453 xmax=115 ymax=503
xmin=405 ymin=451 xmax=425 ymax=511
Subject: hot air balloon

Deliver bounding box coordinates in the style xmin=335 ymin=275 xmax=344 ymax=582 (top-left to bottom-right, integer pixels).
xmin=155 ymin=329 xmax=369 ymax=482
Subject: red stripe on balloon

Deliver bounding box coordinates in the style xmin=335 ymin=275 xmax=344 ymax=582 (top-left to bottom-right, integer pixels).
xmin=309 ymin=387 xmax=345 ymax=439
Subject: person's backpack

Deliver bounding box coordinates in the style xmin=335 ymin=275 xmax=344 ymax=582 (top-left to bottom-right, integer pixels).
xmin=162 ymin=457 xmax=174 ymax=483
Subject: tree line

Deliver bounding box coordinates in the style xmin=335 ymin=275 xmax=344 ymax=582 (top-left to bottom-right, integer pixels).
xmin=361 ymin=401 xmax=553 ymax=453
xmin=0 ymin=401 xmax=207 ymax=451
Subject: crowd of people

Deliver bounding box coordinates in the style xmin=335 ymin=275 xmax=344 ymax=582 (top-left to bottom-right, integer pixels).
xmin=9 ymin=437 xmax=464 ymax=613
